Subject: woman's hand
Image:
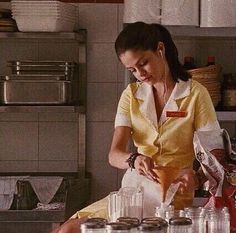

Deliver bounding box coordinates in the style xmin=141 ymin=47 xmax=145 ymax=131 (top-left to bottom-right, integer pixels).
xmin=134 ymin=155 xmax=159 ymax=182
xmin=174 ymin=168 xmax=199 ymax=193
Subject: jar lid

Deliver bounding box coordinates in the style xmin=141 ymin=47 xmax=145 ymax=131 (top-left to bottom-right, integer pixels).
xmin=81 ymin=221 xmax=105 ymax=230
xmin=117 ymin=217 xmax=140 ymax=227
xmin=86 ymin=217 xmax=108 ymax=224
xmin=169 ymin=217 xmax=192 ymax=225
xmin=105 ymin=222 xmax=131 ymax=230
xmin=138 ymin=223 xmax=162 ymax=231
xmin=142 ymin=217 xmax=168 ymax=227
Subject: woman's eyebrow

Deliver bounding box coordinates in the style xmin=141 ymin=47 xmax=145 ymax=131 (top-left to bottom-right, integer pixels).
xmin=126 ymin=55 xmax=145 ymax=69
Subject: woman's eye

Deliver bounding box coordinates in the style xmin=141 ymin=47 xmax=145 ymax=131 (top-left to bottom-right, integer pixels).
xmin=128 ymin=69 xmax=135 ymax=74
xmin=139 ymin=60 xmax=147 ymax=66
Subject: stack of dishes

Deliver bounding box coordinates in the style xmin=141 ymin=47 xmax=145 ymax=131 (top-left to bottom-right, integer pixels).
xmin=11 ymin=0 xmax=77 ymax=32
xmin=188 ymin=65 xmax=222 ymax=107
xmin=0 ymin=8 xmax=18 ymax=32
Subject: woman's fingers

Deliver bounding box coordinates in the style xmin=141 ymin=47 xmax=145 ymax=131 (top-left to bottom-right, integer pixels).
xmin=135 ymin=155 xmax=158 ymax=182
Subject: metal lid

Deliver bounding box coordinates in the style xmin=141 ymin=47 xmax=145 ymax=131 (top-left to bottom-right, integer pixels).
xmin=80 ymin=221 xmax=105 ymax=230
xmin=117 ymin=217 xmax=140 ymax=227
xmin=138 ymin=223 xmax=162 ymax=231
xmin=141 ymin=217 xmax=168 ymax=227
xmin=86 ymin=217 xmax=108 ymax=224
xmin=169 ymin=217 xmax=192 ymax=226
xmin=105 ymin=222 xmax=131 ymax=231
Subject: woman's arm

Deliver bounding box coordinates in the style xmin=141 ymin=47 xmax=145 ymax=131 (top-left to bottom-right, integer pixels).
xmin=109 ymin=126 xmax=158 ymax=181
xmin=108 ymin=126 xmax=132 ymax=169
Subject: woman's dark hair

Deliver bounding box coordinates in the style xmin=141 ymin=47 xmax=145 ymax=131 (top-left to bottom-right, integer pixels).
xmin=115 ymin=21 xmax=191 ymax=82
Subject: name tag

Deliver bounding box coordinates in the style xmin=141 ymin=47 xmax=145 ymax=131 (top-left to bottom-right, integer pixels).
xmin=166 ymin=111 xmax=187 ymax=117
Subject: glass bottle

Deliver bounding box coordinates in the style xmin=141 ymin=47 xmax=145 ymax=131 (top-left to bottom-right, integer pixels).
xmin=222 ymin=73 xmax=236 ymax=111
xmin=183 ymin=56 xmax=196 ymax=70
xmin=206 ymin=56 xmax=215 ymax=66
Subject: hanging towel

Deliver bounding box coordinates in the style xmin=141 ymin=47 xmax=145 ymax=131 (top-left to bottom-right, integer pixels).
xmin=28 ymin=176 xmax=63 ymax=204
xmin=0 ymin=176 xmax=28 ymax=210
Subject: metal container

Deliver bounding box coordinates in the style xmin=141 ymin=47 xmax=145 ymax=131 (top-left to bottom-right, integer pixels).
xmin=7 ymin=60 xmax=77 ymax=80
xmin=0 ymin=77 xmax=72 ymax=104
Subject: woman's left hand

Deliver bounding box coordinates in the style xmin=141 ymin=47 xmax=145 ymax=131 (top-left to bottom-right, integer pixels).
xmin=174 ymin=168 xmax=199 ymax=193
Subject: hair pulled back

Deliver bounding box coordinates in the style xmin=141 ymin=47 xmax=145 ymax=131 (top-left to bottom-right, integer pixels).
xmin=115 ymin=21 xmax=191 ymax=82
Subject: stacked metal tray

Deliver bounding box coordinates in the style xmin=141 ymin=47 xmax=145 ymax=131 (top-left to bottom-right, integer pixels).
xmin=0 ymin=60 xmax=79 ymax=105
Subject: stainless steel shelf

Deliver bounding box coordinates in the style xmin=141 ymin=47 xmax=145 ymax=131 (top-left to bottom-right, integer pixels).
xmin=216 ymin=111 xmax=236 ymax=121
xmin=166 ymin=26 xmax=236 ymax=38
xmin=0 ymin=30 xmax=86 ymax=42
xmin=0 ymin=105 xmax=85 ymax=113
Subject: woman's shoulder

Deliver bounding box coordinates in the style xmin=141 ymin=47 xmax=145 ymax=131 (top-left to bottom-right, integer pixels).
xmin=190 ymin=79 xmax=208 ymax=93
xmin=124 ymin=82 xmax=140 ymax=94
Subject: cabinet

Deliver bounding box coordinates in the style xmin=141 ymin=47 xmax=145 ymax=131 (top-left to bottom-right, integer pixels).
xmin=0 ymin=31 xmax=87 ymax=173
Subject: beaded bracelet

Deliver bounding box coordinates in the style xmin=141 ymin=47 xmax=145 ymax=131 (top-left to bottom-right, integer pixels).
xmin=126 ymin=152 xmax=141 ymax=169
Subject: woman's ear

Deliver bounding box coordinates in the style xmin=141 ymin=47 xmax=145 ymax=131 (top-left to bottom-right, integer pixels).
xmin=157 ymin=42 xmax=165 ymax=57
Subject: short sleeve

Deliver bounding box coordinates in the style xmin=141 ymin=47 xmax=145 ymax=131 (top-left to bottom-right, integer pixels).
xmin=194 ymin=84 xmax=220 ymax=131
xmin=114 ymin=85 xmax=132 ymax=128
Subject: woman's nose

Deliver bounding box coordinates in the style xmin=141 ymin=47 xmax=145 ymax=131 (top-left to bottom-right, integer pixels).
xmin=137 ymin=68 xmax=146 ymax=79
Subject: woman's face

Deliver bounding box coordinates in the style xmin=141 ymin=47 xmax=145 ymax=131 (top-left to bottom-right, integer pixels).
xmin=119 ymin=49 xmax=164 ymax=85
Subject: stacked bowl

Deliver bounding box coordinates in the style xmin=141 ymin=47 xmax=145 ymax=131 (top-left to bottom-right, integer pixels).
xmin=11 ymin=0 xmax=77 ymax=32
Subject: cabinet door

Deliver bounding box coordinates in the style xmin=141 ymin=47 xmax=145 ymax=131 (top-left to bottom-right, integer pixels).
xmin=0 ymin=121 xmax=38 ymax=172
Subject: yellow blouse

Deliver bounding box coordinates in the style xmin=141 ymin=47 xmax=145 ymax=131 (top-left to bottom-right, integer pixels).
xmin=115 ymin=79 xmax=220 ymax=169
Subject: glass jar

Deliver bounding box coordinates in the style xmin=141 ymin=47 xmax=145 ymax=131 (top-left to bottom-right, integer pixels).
xmin=106 ymin=222 xmax=131 ymax=233
xmin=207 ymin=208 xmax=230 ymax=233
xmin=80 ymin=221 xmax=105 ymax=233
xmin=169 ymin=217 xmax=192 ymax=233
xmin=184 ymin=207 xmax=206 ymax=233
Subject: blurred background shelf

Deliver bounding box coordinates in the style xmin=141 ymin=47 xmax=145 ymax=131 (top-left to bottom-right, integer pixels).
xmin=0 ymin=105 xmax=85 ymax=113
xmin=216 ymin=111 xmax=236 ymax=121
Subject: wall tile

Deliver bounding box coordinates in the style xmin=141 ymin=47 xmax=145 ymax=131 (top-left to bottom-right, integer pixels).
xmin=117 ymin=61 xmax=125 ymax=83
xmin=38 ymin=42 xmax=80 ymax=62
xmin=86 ymin=121 xmax=114 ymax=161
xmin=0 ymin=122 xmax=38 ymax=160
xmin=39 ymin=113 xmax=78 ymax=122
xmin=0 ymin=161 xmax=38 ymax=172
xmin=219 ymin=121 xmax=236 ymax=138
xmin=87 ymin=82 xmax=117 ymax=121
xmin=118 ymin=4 xmax=124 ymax=33
xmin=87 ymin=160 xmax=118 ymax=201
xmin=78 ymin=3 xmax=118 ymax=42
xmin=0 ymin=40 xmax=38 ymax=75
xmin=87 ymin=43 xmax=117 ymax=82
xmin=0 ymin=113 xmax=38 ymax=121
xmin=39 ymin=122 xmax=78 ymax=160
xmin=38 ymin=161 xmax=78 ymax=172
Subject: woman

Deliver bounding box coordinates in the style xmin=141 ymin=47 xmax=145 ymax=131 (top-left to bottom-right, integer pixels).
xmin=51 ymin=21 xmax=224 ymax=233
xmin=109 ymin=21 xmax=221 ymax=212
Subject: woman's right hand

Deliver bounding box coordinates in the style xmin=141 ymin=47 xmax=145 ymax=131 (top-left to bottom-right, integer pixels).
xmin=134 ymin=155 xmax=159 ymax=182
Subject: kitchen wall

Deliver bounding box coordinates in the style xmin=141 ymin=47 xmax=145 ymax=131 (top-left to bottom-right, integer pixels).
xmin=0 ymin=2 xmax=235 ymax=203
